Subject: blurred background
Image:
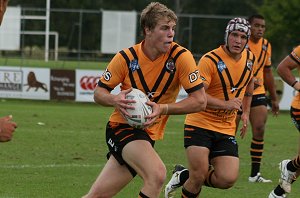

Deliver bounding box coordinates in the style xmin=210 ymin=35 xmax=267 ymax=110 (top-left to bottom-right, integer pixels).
xmin=0 ymin=0 xmax=299 ymax=65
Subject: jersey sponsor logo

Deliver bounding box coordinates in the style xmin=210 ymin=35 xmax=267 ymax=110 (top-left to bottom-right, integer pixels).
xmin=230 ymin=87 xmax=238 ymax=93
xmin=217 ymin=60 xmax=226 ymax=72
xmin=80 ymin=76 xmax=99 ymax=90
xmin=129 ymin=59 xmax=140 ymax=72
xmin=206 ymin=108 xmax=237 ymax=122
xmin=200 ymin=75 xmax=206 ymax=81
xmin=262 ymin=44 xmax=267 ymax=51
xmin=108 ymin=138 xmax=117 ymax=152
xmin=246 ymin=59 xmax=253 ymax=70
xmin=102 ymin=69 xmax=112 ymax=81
xmin=166 ymin=58 xmax=175 ymax=73
xmin=108 ymin=138 xmax=115 ymax=148
xmin=147 ymin=91 xmax=159 ymax=98
xmin=189 ymin=70 xmax=199 ymax=83
xmin=228 ymin=137 xmax=237 ymax=145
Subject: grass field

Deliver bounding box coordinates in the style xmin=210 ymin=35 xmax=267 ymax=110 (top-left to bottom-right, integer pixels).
xmin=1 ymin=99 xmax=300 ymax=198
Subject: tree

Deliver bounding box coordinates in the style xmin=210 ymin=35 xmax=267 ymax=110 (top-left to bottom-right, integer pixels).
xmin=8 ymin=0 xmax=298 ymax=63
xmin=258 ymin=0 xmax=300 ymax=63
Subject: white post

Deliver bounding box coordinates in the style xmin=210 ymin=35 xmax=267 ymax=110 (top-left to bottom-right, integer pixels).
xmin=45 ymin=0 xmax=50 ymax=62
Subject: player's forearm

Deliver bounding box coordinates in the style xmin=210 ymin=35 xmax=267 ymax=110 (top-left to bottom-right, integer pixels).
xmin=264 ymin=70 xmax=278 ymax=101
xmin=242 ymin=95 xmax=251 ymax=116
xmin=93 ymin=87 xmax=116 ymax=107
xmin=205 ymin=94 xmax=227 ymax=109
xmin=166 ymin=89 xmax=207 ymax=115
xmin=242 ymin=78 xmax=254 ymax=115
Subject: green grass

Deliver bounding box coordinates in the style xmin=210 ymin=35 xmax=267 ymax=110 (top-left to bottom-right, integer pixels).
xmin=0 ymin=99 xmax=300 ymax=197
xmin=0 ymin=57 xmax=109 ymax=70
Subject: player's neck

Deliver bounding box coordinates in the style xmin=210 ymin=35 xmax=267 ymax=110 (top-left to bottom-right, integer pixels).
xmin=141 ymin=40 xmax=162 ymax=61
xmin=250 ymin=37 xmax=261 ymax=44
xmin=223 ymin=45 xmax=242 ymax=61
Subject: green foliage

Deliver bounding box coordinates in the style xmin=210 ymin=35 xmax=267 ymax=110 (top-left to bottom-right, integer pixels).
xmin=7 ymin=0 xmax=298 ymax=65
xmin=258 ymin=0 xmax=300 ymax=63
xmin=0 ymin=99 xmax=300 ymax=197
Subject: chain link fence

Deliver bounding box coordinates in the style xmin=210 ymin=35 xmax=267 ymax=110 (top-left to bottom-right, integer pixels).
xmin=0 ymin=7 xmax=237 ymax=62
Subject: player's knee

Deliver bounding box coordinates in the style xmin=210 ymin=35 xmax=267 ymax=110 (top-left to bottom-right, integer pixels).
xmin=219 ymin=175 xmax=237 ymax=189
xmin=146 ymin=164 xmax=167 ymax=189
xmin=155 ymin=164 xmax=167 ymax=186
xmin=220 ymin=180 xmax=235 ymax=189
xmin=253 ymin=123 xmax=265 ymax=134
xmin=213 ymin=171 xmax=237 ymax=189
xmin=252 ymin=129 xmax=264 ymax=140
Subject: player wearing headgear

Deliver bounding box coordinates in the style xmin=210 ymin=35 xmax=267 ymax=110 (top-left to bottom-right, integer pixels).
xmin=164 ymin=17 xmax=256 ymax=198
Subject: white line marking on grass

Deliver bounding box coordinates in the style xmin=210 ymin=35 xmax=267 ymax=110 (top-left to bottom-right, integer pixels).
xmin=0 ymin=164 xmax=103 ymax=169
xmin=0 ymin=161 xmax=261 ymax=170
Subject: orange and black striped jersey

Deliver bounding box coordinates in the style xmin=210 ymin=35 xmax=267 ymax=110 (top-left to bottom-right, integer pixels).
xmin=246 ymin=38 xmax=271 ymax=95
xmin=185 ymin=46 xmax=255 ymax=136
xmin=98 ymin=41 xmax=204 ymax=140
xmin=290 ymin=45 xmax=300 ymax=109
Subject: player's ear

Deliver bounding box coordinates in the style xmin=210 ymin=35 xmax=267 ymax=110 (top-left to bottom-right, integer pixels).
xmin=145 ymin=27 xmax=151 ymax=35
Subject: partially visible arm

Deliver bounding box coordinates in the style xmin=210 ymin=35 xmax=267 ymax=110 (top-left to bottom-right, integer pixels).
xmin=277 ymin=55 xmax=300 ymax=90
xmin=239 ymin=77 xmax=254 ymax=138
xmin=264 ymin=67 xmax=279 ymax=115
xmin=0 ymin=0 xmax=8 ymax=26
xmin=152 ymin=49 xmax=207 ymax=115
xmin=204 ymin=83 xmax=242 ymax=111
xmin=166 ymin=86 xmax=207 ymax=115
xmin=94 ymin=86 xmax=135 ymax=117
xmin=145 ymin=86 xmax=207 ymax=128
xmin=0 ymin=115 xmax=17 ymax=142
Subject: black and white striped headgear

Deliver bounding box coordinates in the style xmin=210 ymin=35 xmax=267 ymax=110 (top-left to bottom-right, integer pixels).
xmin=224 ymin=17 xmax=251 ymax=46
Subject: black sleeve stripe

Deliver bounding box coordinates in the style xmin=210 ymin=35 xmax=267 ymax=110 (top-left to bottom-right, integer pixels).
xmin=289 ymin=54 xmax=300 ymax=65
xmin=185 ymin=83 xmax=204 ymax=94
xmin=173 ymin=49 xmax=187 ymax=62
xmin=119 ymin=50 xmax=130 ymax=65
xmin=264 ymin=65 xmax=272 ymax=69
xmin=206 ymin=53 xmax=229 ymax=101
xmin=97 ymin=81 xmax=113 ymax=92
xmin=120 ymin=49 xmax=137 ymax=88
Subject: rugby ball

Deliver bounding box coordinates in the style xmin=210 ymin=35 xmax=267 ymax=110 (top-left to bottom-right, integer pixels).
xmin=125 ymin=88 xmax=152 ymax=129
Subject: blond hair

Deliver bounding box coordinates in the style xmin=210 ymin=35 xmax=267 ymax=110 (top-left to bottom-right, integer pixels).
xmin=140 ymin=2 xmax=177 ymax=36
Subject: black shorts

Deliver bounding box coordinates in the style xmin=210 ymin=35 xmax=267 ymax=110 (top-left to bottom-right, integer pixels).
xmin=184 ymin=125 xmax=239 ymax=159
xmin=105 ymin=122 xmax=155 ymax=177
xmin=290 ymin=107 xmax=300 ymax=132
xmin=251 ymin=94 xmax=267 ymax=107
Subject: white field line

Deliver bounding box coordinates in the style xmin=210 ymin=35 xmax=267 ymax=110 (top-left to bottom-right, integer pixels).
xmin=0 ymin=162 xmax=257 ymax=169
xmin=0 ymin=163 xmax=102 ymax=169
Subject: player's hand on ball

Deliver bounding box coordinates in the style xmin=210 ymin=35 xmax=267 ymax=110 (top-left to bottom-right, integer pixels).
xmin=144 ymin=101 xmax=160 ymax=128
xmin=114 ymin=88 xmax=136 ymax=118
xmin=124 ymin=88 xmax=153 ymax=129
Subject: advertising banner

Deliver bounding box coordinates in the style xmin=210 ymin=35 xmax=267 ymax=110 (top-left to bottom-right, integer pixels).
xmin=0 ymin=66 xmax=296 ymax=110
xmin=0 ymin=66 xmax=50 ymax=100
xmin=76 ymin=69 xmax=100 ymax=102
xmin=75 ymin=69 xmax=121 ymax=102
xmin=50 ymin=70 xmax=75 ymax=100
